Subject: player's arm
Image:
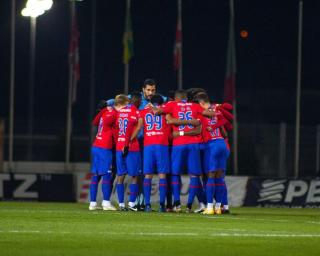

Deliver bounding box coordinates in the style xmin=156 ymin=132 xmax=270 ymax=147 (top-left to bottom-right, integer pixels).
xmin=172 ymin=125 xmax=202 ymax=138
xmin=152 ymin=101 xmax=173 ymax=115
xmin=130 ymin=118 xmax=143 ymax=141
xmin=220 ymin=126 xmax=228 ymax=138
xmin=201 ymin=109 xmax=216 ymax=118
xmin=152 ymin=106 xmax=165 ymax=115
xmin=166 ymin=114 xmax=200 ymax=127
xmin=92 ymin=108 xmax=108 ymax=126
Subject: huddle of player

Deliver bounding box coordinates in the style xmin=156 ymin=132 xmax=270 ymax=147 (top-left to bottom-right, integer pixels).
xmin=89 ymin=86 xmax=233 ymax=215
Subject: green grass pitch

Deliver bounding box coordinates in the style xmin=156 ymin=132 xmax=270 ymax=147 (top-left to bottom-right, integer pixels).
xmin=0 ymin=202 xmax=320 ymax=256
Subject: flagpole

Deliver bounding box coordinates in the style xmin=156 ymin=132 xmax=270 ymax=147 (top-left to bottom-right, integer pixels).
xmin=178 ymin=0 xmax=183 ymax=89
xmin=232 ymin=0 xmax=238 ymax=175
xmin=124 ymin=0 xmax=131 ymax=95
xmin=9 ymin=0 xmax=16 ymax=171
xmin=228 ymin=0 xmax=238 ymax=175
xmin=27 ymin=17 xmax=37 ymax=161
xmin=65 ymin=1 xmax=76 ymax=171
xmin=89 ymin=0 xmax=97 ymax=144
xmin=294 ymin=0 xmax=303 ymax=178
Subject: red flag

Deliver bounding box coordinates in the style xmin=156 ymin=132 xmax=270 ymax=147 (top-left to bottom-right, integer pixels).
xmin=69 ymin=14 xmax=80 ymax=104
xmin=173 ymin=6 xmax=182 ymax=70
xmin=224 ymin=6 xmax=236 ymax=103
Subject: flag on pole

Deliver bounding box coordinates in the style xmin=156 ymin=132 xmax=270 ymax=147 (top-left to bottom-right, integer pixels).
xmin=173 ymin=3 xmax=182 ymax=70
xmin=123 ymin=0 xmax=134 ymax=64
xmin=224 ymin=0 xmax=236 ymax=103
xmin=69 ymin=13 xmax=80 ymax=104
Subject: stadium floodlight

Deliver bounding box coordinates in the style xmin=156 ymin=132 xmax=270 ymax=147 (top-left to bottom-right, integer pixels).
xmin=21 ymin=0 xmax=53 ymax=18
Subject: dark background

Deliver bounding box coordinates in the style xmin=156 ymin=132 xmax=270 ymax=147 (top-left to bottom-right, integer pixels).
xmin=0 ymin=0 xmax=319 ymax=175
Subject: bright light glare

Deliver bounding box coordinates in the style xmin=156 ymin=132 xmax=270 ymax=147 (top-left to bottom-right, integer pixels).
xmin=22 ymin=0 xmax=53 ymax=18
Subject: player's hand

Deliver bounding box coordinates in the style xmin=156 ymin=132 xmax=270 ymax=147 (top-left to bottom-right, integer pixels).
xmin=151 ymin=106 xmax=158 ymax=114
xmin=172 ymin=131 xmax=180 ymax=138
xmin=188 ymin=119 xmax=200 ymax=126
xmin=122 ymin=146 xmax=129 ymax=158
xmin=145 ymin=102 xmax=153 ymax=108
xmin=166 ymin=117 xmax=174 ymax=125
xmin=206 ymin=126 xmax=213 ymax=132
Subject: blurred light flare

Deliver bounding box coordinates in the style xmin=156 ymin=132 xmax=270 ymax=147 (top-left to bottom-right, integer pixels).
xmin=21 ymin=0 xmax=53 ymax=18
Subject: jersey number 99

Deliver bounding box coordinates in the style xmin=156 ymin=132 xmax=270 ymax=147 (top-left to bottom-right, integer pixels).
xmin=145 ymin=113 xmax=162 ymax=130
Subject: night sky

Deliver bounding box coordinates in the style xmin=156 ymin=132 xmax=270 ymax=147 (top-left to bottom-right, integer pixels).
xmin=0 ymin=0 xmax=320 ymax=164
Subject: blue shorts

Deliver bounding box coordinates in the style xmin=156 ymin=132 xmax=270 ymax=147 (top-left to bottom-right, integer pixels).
xmin=171 ymin=144 xmax=201 ymax=176
xmin=204 ymin=139 xmax=229 ymax=173
xmin=116 ymin=151 xmax=142 ymax=177
xmin=91 ymin=147 xmax=113 ymax=175
xmin=143 ymin=145 xmax=170 ymax=174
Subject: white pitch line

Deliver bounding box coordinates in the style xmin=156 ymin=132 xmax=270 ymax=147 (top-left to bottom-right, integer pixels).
xmin=307 ymin=221 xmax=320 ymax=225
xmin=210 ymin=233 xmax=320 ymax=238
xmin=1 ymin=230 xmax=320 ymax=238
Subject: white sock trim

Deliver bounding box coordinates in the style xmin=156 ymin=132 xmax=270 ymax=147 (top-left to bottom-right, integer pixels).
xmin=215 ymin=203 xmax=221 ymax=209
xmin=102 ymin=200 xmax=111 ymax=206
xmin=90 ymin=202 xmax=97 ymax=207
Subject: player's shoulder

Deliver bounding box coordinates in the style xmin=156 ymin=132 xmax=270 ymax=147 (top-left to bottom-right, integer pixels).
xmin=191 ymin=102 xmax=201 ymax=107
xmin=163 ymin=100 xmax=175 ymax=106
xmin=99 ymin=107 xmax=114 ymax=116
xmin=140 ymin=105 xmax=152 ymax=114
xmin=162 ymin=100 xmax=176 ymax=111
xmin=105 ymin=106 xmax=116 ymax=113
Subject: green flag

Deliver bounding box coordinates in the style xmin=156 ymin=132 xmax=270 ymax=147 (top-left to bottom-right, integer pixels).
xmin=123 ymin=0 xmax=133 ymax=64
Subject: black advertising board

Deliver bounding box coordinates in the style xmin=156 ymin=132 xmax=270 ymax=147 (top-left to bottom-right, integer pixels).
xmin=0 ymin=173 xmax=75 ymax=202
xmin=244 ymin=178 xmax=320 ymax=207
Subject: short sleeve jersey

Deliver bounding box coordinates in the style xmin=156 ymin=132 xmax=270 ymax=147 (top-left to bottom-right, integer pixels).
xmin=92 ymin=108 xmax=116 ymax=149
xmin=161 ymin=100 xmax=203 ymax=146
xmin=115 ymin=104 xmax=140 ymax=151
xmin=139 ymin=106 xmax=170 ymax=146
xmin=200 ymin=114 xmax=223 ymax=143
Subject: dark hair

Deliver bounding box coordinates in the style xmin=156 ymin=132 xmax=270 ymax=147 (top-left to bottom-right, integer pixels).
xmin=130 ymin=90 xmax=142 ymax=108
xmin=130 ymin=90 xmax=142 ymax=100
xmin=193 ymin=92 xmax=210 ymax=104
xmin=96 ymin=99 xmax=107 ymax=113
xmin=143 ymin=78 xmax=156 ymax=88
xmin=151 ymin=93 xmax=164 ymax=105
xmin=186 ymin=88 xmax=207 ymax=102
xmin=174 ymin=89 xmax=187 ymax=100
xmin=167 ymin=90 xmax=175 ymax=101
